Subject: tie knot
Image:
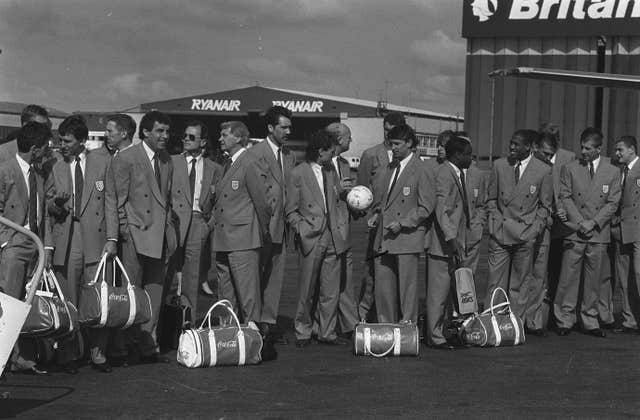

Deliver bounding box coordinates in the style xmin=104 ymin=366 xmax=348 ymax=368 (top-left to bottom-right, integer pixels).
xmin=75 ymin=155 xmax=81 ymax=162
xmin=389 ymin=160 xmax=400 ymax=169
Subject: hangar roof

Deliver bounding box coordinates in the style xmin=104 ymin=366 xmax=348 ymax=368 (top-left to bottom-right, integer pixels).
xmin=0 ymin=101 xmax=69 ymax=119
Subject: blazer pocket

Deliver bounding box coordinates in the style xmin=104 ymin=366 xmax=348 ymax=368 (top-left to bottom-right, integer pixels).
xmin=230 ymin=216 xmax=252 ymax=225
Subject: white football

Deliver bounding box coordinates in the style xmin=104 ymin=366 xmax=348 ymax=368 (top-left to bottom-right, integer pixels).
xmin=347 ymin=185 xmax=373 ymax=211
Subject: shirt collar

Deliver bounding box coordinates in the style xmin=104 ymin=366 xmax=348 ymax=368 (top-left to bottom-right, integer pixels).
xmin=448 ymin=161 xmax=461 ymax=178
xmin=399 ymin=152 xmax=413 ymax=169
xmin=74 ymin=150 xmax=87 ymax=163
xmin=185 ymin=152 xmax=202 ymax=163
xmin=519 ymin=153 xmax=532 ymax=167
xmin=16 ymin=154 xmax=30 ymax=172
xmin=142 ymin=141 xmax=155 ymax=161
xmin=592 ymin=156 xmax=601 ymax=170
xmin=550 ymin=153 xmax=556 ymax=164
xmin=266 ymin=137 xmax=281 ymax=153
xmin=230 ymin=147 xmax=246 ymax=163
xmin=628 ymin=156 xmax=639 ymax=170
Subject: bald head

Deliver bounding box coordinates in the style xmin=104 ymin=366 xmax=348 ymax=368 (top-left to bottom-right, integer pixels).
xmin=326 ymin=122 xmax=352 ymax=155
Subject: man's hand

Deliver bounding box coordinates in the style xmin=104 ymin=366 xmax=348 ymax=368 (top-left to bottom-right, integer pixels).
xmin=351 ymin=209 xmax=368 ymax=219
xmin=102 ymin=241 xmax=117 ymax=258
xmin=385 ymin=221 xmax=401 ymax=235
xmin=556 ymin=208 xmax=568 ymax=222
xmin=340 ymin=177 xmax=354 ymax=191
xmin=45 ymin=249 xmax=53 ymax=269
xmin=53 ymin=191 xmax=71 ymax=208
xmin=579 ymin=219 xmax=596 ymax=234
xmin=367 ymin=213 xmax=379 ymax=229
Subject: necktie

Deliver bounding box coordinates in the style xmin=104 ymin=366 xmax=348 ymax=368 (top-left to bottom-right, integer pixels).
xmin=514 ymin=161 xmax=521 ymax=185
xmin=74 ymin=156 xmax=83 ymax=219
xmin=459 ymin=169 xmax=471 ymax=229
xmin=223 ymin=158 xmax=231 ymax=176
xmin=189 ymin=157 xmax=197 ymax=201
xmin=28 ymin=166 xmax=38 ymax=234
xmin=387 ymin=161 xmax=400 ymax=204
xmin=153 ymin=154 xmax=161 ymax=190
xmin=277 ymin=148 xmax=283 ymax=174
xmin=589 ymin=161 xmax=594 ymax=179
xmin=620 ymin=166 xmax=629 ymax=209
xmin=322 ymin=167 xmax=331 ymax=224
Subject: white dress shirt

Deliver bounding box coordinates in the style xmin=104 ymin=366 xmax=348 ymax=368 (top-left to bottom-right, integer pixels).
xmin=266 ymin=137 xmax=283 ymax=172
xmin=142 ymin=141 xmax=156 ymax=172
xmin=310 ymin=162 xmax=326 ymax=211
xmin=70 ymin=151 xmax=87 ymax=215
xmin=186 ymin=154 xmax=204 ymax=211
xmin=388 ymin=152 xmax=413 ymax=192
xmin=515 ymin=153 xmax=533 ymax=181
xmin=448 ymin=161 xmax=467 ymax=185
xmin=230 ymin=147 xmax=246 ymax=163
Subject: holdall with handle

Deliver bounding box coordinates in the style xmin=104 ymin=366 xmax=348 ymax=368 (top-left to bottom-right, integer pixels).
xmin=460 ymin=287 xmax=525 ymax=347
xmin=78 ymin=254 xmax=152 ymax=329
xmin=353 ymin=322 xmax=419 ymax=357
xmin=177 ymin=299 xmax=262 ymax=368
xmin=21 ymin=268 xmax=78 ymax=339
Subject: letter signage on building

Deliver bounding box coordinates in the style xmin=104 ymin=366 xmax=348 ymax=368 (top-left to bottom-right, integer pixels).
xmin=272 ymin=100 xmax=324 ymax=112
xmin=463 ymin=0 xmax=640 ymax=37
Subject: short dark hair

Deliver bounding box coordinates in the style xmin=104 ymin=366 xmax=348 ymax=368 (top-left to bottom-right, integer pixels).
xmin=617 ymin=135 xmax=637 ymax=152
xmin=306 ymin=129 xmax=333 ymax=162
xmin=580 ymin=127 xmax=603 ymax=147
xmin=383 ymin=111 xmax=405 ymax=127
xmin=184 ymin=119 xmax=208 ymax=141
xmin=325 ymin=122 xmax=342 ymax=146
xmin=539 ymin=122 xmax=560 ymax=138
xmin=20 ymin=104 xmax=49 ymax=126
xmin=437 ymin=130 xmax=455 ymax=146
xmin=445 ymin=136 xmax=472 ymax=160
xmin=512 ymin=129 xmax=539 ymax=147
xmin=17 ymin=122 xmax=51 ymax=153
xmin=58 ymin=115 xmax=88 ymax=141
xmin=387 ymin=124 xmax=416 ymax=148
xmin=107 ymin=113 xmax=136 ymax=140
xmin=220 ymin=121 xmax=249 ymax=146
xmin=538 ymin=132 xmax=558 ymax=150
xmin=265 ymin=106 xmax=292 ymax=127
xmin=139 ymin=111 xmax=171 ymax=139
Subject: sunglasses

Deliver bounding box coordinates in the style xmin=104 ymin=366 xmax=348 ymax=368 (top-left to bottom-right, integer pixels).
xmin=183 ymin=134 xmax=199 ymax=141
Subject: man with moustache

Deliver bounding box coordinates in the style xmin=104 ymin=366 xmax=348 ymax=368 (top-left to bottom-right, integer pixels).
xmin=356 ymin=111 xmax=405 ymax=321
xmin=611 ymin=136 xmax=640 ymax=334
xmin=426 ymin=136 xmax=487 ymax=349
xmin=170 ymin=120 xmax=222 ymax=316
xmin=212 ymin=121 xmax=271 ymax=333
xmin=104 ymin=114 xmax=136 ymax=155
xmin=554 ymin=128 xmax=620 ymax=337
xmin=248 ymin=106 xmax=295 ymax=344
xmin=111 ymin=111 xmax=177 ymax=363
xmin=48 ymin=115 xmax=118 ymax=373
xmin=486 ymin=129 xmax=553 ymax=318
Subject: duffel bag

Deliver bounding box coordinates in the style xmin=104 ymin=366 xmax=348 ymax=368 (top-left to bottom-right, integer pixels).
xmin=21 ymin=269 xmax=78 ymax=339
xmin=78 ymin=254 xmax=152 ymax=329
xmin=460 ymin=287 xmax=525 ymax=347
xmin=177 ymin=299 xmax=262 ymax=368
xmin=353 ymin=322 xmax=419 ymax=357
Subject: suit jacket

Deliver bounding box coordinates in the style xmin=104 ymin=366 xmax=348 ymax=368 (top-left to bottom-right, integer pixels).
xmin=422 ymin=157 xmax=444 ymax=249
xmin=371 ymin=154 xmax=434 ymax=254
xmin=285 ymin=162 xmax=348 ymax=256
xmin=545 ymin=148 xmax=577 ymax=241
xmin=48 ymin=150 xmax=118 ymax=266
xmin=560 ymin=157 xmax=621 ymax=243
xmin=248 ymin=139 xmax=296 ymax=245
xmin=212 ymin=149 xmax=271 ymax=252
xmin=170 ymin=154 xmax=223 ymax=247
xmin=357 ymin=143 xmax=391 ymax=210
xmin=487 ymin=156 xmax=553 ymax=245
xmin=334 ymin=156 xmax=352 ymax=245
xmin=111 ymin=142 xmax=176 ymax=259
xmin=0 ymin=140 xmax=18 ymax=164
xmin=0 ymin=156 xmax=51 ymax=247
xmin=618 ymin=158 xmax=640 ymax=244
xmin=428 ymin=163 xmax=488 ymax=257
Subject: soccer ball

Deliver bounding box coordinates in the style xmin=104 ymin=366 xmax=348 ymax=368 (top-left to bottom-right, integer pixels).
xmin=347 ymin=185 xmax=373 ymax=211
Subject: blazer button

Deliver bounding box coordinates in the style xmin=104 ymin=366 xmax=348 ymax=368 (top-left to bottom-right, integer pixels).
xmin=96 ymin=212 xmax=99 ymax=216
xmin=98 ymin=228 xmax=102 ymax=232
xmin=220 ymin=209 xmax=224 ymax=212
xmin=578 ymin=193 xmax=581 ymax=196
xmin=177 ymin=190 xmax=181 ymax=193
xmin=397 ymin=212 xmax=400 ymax=216
xmin=224 ymin=194 xmax=228 ymax=198
xmin=10 ymin=205 xmax=14 ymax=208
xmin=147 ymin=210 xmax=150 ymax=214
xmin=144 ymin=194 xmax=148 ymax=198
xmin=97 ymin=196 xmax=101 ymax=200
xmin=308 ymin=204 xmax=312 ymax=208
xmin=600 ymin=195 xmax=603 ymax=198
xmin=520 ymin=206 xmax=523 ymax=210
xmin=179 ymin=204 xmax=183 ymax=207
xmin=525 ymin=195 xmax=529 ymax=198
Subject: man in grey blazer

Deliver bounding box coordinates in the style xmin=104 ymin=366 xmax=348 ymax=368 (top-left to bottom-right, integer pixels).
xmin=111 ymin=111 xmax=177 ymax=363
xmin=486 ymin=129 xmax=553 ymax=318
xmin=248 ymin=106 xmax=295 ymax=343
xmin=48 ymin=115 xmax=118 ymax=373
xmin=356 ymin=111 xmax=405 ymax=321
xmin=170 ymin=120 xmax=222 ymax=316
xmin=370 ymin=124 xmax=434 ymax=324
xmin=286 ymin=130 xmax=349 ymax=347
xmin=554 ymin=128 xmax=621 ymax=337
xmin=612 ymin=136 xmax=640 ymax=334
xmin=213 ymin=121 xmax=271 ymax=328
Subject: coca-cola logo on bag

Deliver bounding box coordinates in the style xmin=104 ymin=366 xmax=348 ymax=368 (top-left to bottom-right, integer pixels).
xmin=109 ymin=293 xmax=128 ymax=303
xmin=217 ymin=340 xmax=237 ymax=349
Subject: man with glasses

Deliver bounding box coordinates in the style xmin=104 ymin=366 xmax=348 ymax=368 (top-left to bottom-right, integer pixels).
xmin=170 ymin=120 xmax=222 ymax=316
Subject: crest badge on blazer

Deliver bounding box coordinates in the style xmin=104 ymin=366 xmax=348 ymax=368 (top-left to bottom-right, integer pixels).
xmin=403 ymin=187 xmax=411 ymax=196
xmin=473 ymin=188 xmax=479 ymax=198
xmin=602 ymin=184 xmax=609 ymax=194
xmin=530 ymin=185 xmax=536 ymax=194
xmin=231 ymin=180 xmax=239 ymax=190
xmin=95 ymin=180 xmax=104 ymax=192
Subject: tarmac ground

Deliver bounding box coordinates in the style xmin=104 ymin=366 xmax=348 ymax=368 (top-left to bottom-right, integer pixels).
xmin=2 ymin=214 xmax=640 ymax=419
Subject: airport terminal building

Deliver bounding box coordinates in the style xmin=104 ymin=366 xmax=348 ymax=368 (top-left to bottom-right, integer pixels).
xmin=463 ymin=0 xmax=640 ymax=164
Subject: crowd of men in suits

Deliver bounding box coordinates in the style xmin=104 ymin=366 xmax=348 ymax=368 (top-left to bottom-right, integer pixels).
xmin=1 ymin=103 xmax=640 ymax=377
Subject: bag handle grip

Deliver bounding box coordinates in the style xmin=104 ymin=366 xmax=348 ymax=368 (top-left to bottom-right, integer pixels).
xmin=200 ymin=299 xmax=242 ymax=333
xmin=489 ymin=287 xmax=511 ymax=317
xmin=43 ymin=269 xmax=67 ymax=301
xmin=363 ymin=327 xmax=399 ymax=358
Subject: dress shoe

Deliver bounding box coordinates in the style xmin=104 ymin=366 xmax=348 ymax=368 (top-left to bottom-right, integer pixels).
xmin=91 ymin=362 xmax=113 ymax=373
xmin=274 ymin=335 xmax=290 ymax=345
xmin=110 ymin=356 xmax=129 ymax=368
xmin=140 ymin=354 xmax=171 ymax=364
xmin=317 ymin=336 xmax=350 ymax=346
xmin=62 ymin=362 xmax=79 ymax=375
xmin=338 ymin=331 xmax=353 ymax=341
xmin=613 ymin=326 xmax=639 ymax=334
xmin=260 ymin=341 xmax=278 ymax=362
xmin=586 ymin=328 xmax=606 ymax=338
xmin=601 ymin=322 xmax=616 ymax=330
xmin=556 ymin=328 xmax=571 ymax=336
xmin=18 ymin=365 xmax=50 ymax=376
xmin=527 ymin=328 xmax=548 ymax=337
xmin=430 ymin=342 xmax=455 ymax=350
xmin=295 ymin=338 xmax=311 ymax=348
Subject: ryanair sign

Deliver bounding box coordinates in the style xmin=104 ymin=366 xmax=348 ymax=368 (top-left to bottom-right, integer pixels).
xmin=462 ymin=0 xmax=640 ymax=37
xmin=190 ymin=98 xmax=325 ymax=113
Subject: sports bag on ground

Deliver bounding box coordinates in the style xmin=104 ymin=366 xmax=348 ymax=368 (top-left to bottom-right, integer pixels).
xmin=177 ymin=299 xmax=263 ymax=368
xmin=460 ymin=287 xmax=525 ymax=347
xmin=21 ymin=269 xmax=78 ymax=339
xmin=353 ymin=322 xmax=419 ymax=357
xmin=78 ymin=254 xmax=152 ymax=329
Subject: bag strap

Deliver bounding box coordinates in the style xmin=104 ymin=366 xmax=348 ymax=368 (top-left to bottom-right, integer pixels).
xmin=88 ymin=253 xmax=109 ymax=286
xmin=176 ymin=272 xmax=182 ymax=297
xmin=489 ymin=287 xmax=511 ymax=317
xmin=363 ymin=327 xmax=400 ymax=358
xmin=112 ymin=256 xmax=133 ymax=288
xmin=200 ymin=300 xmax=242 ymax=332
xmin=44 ymin=269 xmax=66 ymax=301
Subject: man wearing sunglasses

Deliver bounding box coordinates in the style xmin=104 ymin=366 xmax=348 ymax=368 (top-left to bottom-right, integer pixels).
xmin=170 ymin=121 xmax=222 ymax=316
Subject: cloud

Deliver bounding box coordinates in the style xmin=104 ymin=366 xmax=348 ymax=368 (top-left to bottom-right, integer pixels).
xmin=409 ymin=30 xmax=466 ymax=75
xmin=104 ymin=73 xmax=176 ymax=103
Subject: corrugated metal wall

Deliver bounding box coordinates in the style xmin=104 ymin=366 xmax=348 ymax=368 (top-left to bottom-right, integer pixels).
xmin=465 ymin=37 xmax=602 ymax=167
xmin=608 ymin=36 xmax=640 ymax=147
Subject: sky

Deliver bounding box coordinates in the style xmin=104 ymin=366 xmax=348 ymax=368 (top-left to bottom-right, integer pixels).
xmin=0 ymin=0 xmax=465 ymax=116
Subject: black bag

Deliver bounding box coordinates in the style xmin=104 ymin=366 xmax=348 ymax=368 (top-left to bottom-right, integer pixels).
xmin=159 ymin=273 xmax=192 ymax=351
